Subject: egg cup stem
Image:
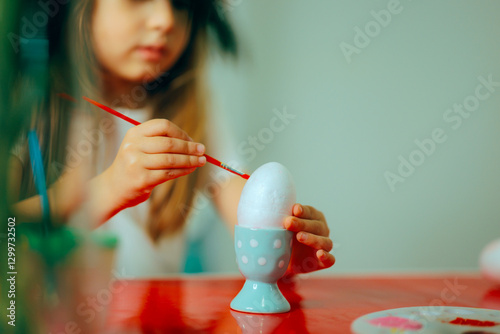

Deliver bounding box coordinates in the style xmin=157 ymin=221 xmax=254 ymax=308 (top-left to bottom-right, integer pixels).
xmin=231 ymin=226 xmax=293 ymax=313
xmin=231 ymin=280 xmax=290 ymax=313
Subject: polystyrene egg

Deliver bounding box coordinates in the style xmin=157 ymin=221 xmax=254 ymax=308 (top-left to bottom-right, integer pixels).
xmin=237 ymin=162 xmax=296 ymax=229
xmin=480 ymin=239 xmax=500 ymax=283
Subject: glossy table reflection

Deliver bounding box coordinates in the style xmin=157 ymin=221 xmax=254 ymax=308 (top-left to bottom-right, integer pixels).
xmin=103 ymin=274 xmax=500 ymax=333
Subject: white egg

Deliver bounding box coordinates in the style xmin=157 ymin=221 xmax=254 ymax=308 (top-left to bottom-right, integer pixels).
xmin=237 ymin=162 xmax=296 ymax=229
xmin=480 ymin=239 xmax=500 ymax=283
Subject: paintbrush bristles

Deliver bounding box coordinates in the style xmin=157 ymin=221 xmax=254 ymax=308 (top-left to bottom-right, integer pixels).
xmin=220 ymin=162 xmax=251 ymax=179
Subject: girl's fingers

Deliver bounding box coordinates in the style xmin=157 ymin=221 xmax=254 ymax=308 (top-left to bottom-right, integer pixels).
xmin=293 ymin=204 xmax=325 ymax=221
xmin=147 ymin=168 xmax=197 ymax=186
xmin=296 ymin=232 xmax=333 ymax=252
xmin=144 ymin=153 xmax=206 ymax=170
xmin=139 ymin=119 xmax=192 ymax=141
xmin=284 ymin=217 xmax=328 ymax=236
xmin=317 ymin=250 xmax=336 ymax=269
xmin=141 ymin=137 xmax=205 ymax=155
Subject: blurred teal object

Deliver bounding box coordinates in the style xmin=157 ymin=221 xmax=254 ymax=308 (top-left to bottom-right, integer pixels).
xmin=91 ymin=230 xmax=119 ymax=249
xmin=20 ymin=225 xmax=118 ymax=266
xmin=231 ymin=226 xmax=293 ymax=313
xmin=183 ymin=238 xmax=204 ymax=273
xmin=20 ymin=225 xmax=80 ymax=267
xmin=28 ymin=129 xmax=51 ymax=233
xmin=27 ymin=126 xmax=61 ymax=297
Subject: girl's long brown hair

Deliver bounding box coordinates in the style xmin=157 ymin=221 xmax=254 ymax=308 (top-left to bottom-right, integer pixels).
xmin=72 ymin=0 xmax=237 ymax=241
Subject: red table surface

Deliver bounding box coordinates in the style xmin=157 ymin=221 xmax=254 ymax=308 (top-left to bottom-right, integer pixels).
xmin=103 ymin=274 xmax=500 ymax=334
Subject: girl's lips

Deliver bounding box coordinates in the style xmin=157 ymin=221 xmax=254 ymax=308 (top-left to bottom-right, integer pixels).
xmin=137 ymin=46 xmax=165 ymax=62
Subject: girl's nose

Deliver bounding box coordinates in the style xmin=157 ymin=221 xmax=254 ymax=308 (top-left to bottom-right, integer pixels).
xmin=147 ymin=0 xmax=175 ymax=33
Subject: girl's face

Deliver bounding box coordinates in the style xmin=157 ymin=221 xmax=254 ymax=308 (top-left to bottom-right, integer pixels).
xmin=92 ymin=0 xmax=192 ymax=84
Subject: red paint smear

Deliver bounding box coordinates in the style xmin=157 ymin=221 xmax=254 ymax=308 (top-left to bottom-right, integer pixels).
xmin=449 ymin=317 xmax=498 ymax=327
xmin=369 ymin=316 xmax=423 ymax=330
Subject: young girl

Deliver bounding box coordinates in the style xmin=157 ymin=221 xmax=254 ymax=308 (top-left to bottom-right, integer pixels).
xmin=12 ymin=0 xmax=335 ymax=277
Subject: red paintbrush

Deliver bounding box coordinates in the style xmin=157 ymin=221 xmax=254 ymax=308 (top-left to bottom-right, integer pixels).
xmin=82 ymin=96 xmax=250 ymax=180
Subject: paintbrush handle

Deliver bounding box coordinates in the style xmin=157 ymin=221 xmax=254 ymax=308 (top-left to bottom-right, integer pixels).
xmin=83 ymin=96 xmax=140 ymax=125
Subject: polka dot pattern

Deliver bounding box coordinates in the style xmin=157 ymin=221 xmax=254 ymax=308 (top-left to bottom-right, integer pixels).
xmin=234 ymin=227 xmax=293 ymax=281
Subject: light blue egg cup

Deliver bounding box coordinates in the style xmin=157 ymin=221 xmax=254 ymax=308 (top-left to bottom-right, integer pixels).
xmin=231 ymin=225 xmax=293 ymax=313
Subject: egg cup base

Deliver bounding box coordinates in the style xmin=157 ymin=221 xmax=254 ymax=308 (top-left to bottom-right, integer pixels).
xmin=230 ymin=280 xmax=290 ymax=314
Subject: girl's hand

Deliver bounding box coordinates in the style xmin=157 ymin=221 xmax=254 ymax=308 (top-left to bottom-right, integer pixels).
xmin=99 ymin=119 xmax=206 ymax=216
xmin=284 ymin=204 xmax=335 ymax=274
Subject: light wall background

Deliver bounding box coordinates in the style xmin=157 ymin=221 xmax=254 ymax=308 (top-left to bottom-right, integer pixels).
xmin=196 ymin=0 xmax=500 ymax=274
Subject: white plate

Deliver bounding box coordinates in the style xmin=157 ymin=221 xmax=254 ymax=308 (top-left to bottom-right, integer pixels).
xmin=351 ymin=306 xmax=500 ymax=334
